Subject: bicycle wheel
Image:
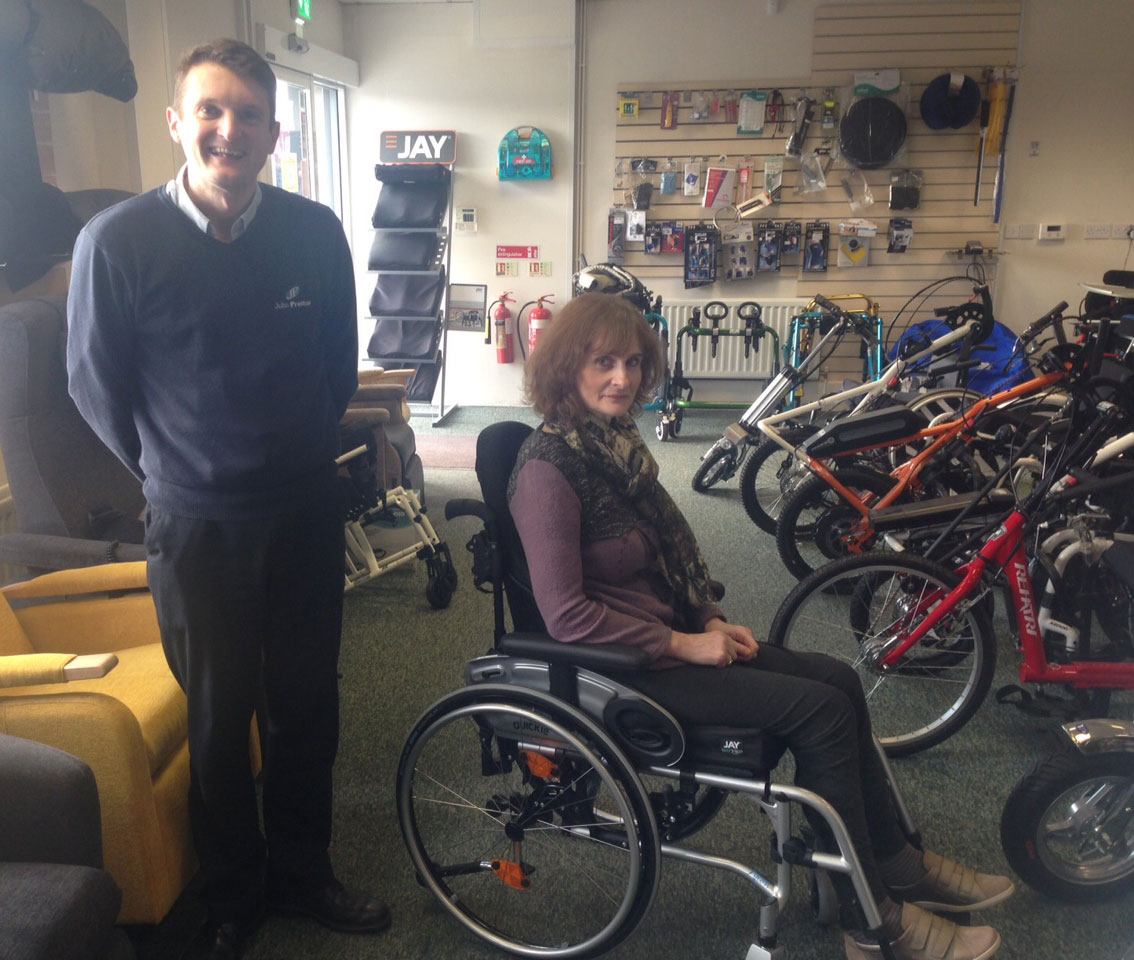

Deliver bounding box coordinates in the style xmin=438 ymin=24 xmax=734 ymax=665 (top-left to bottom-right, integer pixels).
xmin=739 ymin=432 xmax=816 ymax=534
xmin=888 ymin=388 xmax=978 ymax=470
xmin=691 ymin=444 xmax=737 ymax=492
xmin=768 ymin=552 xmax=997 ymax=756
xmin=1001 ymin=749 xmax=1134 ymax=901
xmin=775 ymin=468 xmax=895 ymax=580
xmin=397 ymin=685 xmax=660 ymax=958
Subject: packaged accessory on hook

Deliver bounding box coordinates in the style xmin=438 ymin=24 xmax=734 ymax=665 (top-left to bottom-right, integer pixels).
xmin=840 ymin=168 xmax=874 ymax=212
xmin=782 ymin=220 xmax=801 ymax=255
xmin=889 ymin=169 xmax=922 ymax=210
xmin=802 ymin=221 xmax=830 ymax=273
xmin=757 ymin=222 xmax=782 ymax=272
xmin=785 ymin=95 xmax=814 ymax=157
xmin=887 ymin=218 xmax=913 ymax=253
xmin=797 ymin=151 xmax=828 ymax=194
xmin=659 ymin=159 xmax=678 ymax=195
xmin=683 ymin=225 xmax=718 ymax=288
xmin=683 ymin=159 xmax=702 ymax=197
xmin=630 ymin=158 xmax=657 ymax=210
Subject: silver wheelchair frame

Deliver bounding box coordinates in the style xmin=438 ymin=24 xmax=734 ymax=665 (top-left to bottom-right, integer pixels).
xmin=395 ymin=473 xmax=918 ymax=959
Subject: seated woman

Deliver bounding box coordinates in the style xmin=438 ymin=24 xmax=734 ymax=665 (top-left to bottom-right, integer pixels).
xmin=508 ymin=293 xmax=1013 ymax=960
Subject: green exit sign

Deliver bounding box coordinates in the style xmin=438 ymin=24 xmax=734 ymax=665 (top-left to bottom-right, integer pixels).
xmin=292 ymin=0 xmax=312 ymax=22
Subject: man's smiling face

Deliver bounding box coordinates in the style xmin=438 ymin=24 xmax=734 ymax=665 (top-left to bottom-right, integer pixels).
xmin=167 ymin=62 xmax=280 ymax=209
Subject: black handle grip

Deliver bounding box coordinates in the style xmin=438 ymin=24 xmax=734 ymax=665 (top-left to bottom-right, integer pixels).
xmin=1022 ymin=301 xmax=1069 ymax=340
xmin=445 ymin=498 xmax=490 ymax=523
xmin=703 ymin=301 xmax=729 ymax=324
xmin=812 ymin=294 xmax=840 ymax=314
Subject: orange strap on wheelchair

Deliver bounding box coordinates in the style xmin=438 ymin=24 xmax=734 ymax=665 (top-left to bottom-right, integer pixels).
xmin=522 ymin=750 xmax=559 ymax=779
xmin=491 ymin=859 xmax=531 ymax=890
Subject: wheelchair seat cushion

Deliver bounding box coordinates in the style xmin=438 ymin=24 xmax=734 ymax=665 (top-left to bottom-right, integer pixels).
xmin=684 ymin=725 xmax=788 ymax=776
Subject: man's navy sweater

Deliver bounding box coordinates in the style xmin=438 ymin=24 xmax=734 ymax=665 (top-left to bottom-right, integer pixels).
xmin=67 ymin=184 xmax=358 ymax=521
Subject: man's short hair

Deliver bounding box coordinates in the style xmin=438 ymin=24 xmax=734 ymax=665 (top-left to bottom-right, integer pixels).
xmin=173 ymin=38 xmax=277 ymax=120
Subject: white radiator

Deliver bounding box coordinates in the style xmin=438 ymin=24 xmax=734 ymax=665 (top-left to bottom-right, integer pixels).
xmin=660 ymin=299 xmax=808 ymax=379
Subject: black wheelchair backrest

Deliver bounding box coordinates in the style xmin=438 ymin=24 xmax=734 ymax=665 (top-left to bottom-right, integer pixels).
xmin=474 ymin=421 xmax=547 ymax=634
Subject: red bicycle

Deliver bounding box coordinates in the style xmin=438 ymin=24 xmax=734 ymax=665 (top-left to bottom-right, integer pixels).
xmin=767 ymin=371 xmax=1134 ymax=756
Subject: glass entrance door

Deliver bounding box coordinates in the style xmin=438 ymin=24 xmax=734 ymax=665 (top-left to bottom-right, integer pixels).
xmin=270 ymin=67 xmax=348 ymax=226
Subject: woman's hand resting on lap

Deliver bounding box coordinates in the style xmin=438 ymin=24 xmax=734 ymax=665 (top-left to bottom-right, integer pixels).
xmin=665 ymin=618 xmax=759 ymax=668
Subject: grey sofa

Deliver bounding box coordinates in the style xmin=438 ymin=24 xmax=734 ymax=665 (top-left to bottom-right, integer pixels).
xmin=0 ymin=734 xmax=134 ymax=960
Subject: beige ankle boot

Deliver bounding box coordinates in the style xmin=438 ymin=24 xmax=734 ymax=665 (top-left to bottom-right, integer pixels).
xmin=844 ymin=902 xmax=1000 ymax=960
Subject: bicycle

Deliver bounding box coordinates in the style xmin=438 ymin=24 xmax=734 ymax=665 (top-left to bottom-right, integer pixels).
xmin=767 ymin=355 xmax=1134 ymax=756
xmin=766 ymin=302 xmax=1073 ymax=579
xmin=692 ymin=290 xmax=988 ymax=496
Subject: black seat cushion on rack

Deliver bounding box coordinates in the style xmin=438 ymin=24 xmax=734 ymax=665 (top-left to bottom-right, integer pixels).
xmin=367 ymin=317 xmax=440 ymax=362
xmin=374 ymin=163 xmax=451 ymax=183
xmin=839 ymin=96 xmax=908 ymax=169
xmin=369 ymin=267 xmax=446 ymax=318
xmin=371 ymin=181 xmax=449 ymax=228
xmin=367 ymin=231 xmax=439 ymax=270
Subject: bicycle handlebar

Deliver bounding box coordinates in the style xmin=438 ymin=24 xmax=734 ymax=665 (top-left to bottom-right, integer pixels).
xmin=1022 ymin=301 xmax=1069 ymax=342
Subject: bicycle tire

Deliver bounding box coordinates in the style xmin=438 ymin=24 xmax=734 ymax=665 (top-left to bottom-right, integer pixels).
xmin=1001 ymin=749 xmax=1134 ymax=901
xmin=775 ymin=467 xmax=895 ymax=580
xmin=768 ymin=552 xmax=997 ymax=756
xmin=738 ymin=430 xmax=817 ymax=534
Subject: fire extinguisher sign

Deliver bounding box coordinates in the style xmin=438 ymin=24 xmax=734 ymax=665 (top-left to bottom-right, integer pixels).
xmin=496 ymin=245 xmax=539 ymax=259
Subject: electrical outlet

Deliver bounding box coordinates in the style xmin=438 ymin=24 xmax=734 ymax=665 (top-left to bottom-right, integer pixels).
xmin=1115 ymin=224 xmax=1134 ymax=241
xmin=1017 ymin=223 xmax=1038 ymax=240
xmin=1085 ymin=223 xmax=1112 ymax=240
xmin=1003 ymin=224 xmax=1019 ymax=239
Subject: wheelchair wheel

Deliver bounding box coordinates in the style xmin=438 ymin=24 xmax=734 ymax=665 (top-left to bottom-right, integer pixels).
xmin=1001 ymin=748 xmax=1134 ymax=901
xmin=768 ymin=553 xmax=996 ymax=756
xmin=397 ymin=685 xmax=661 ymax=958
xmin=425 ymin=547 xmax=458 ymax=609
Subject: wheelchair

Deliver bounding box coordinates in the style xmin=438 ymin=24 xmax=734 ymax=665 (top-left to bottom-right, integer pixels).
xmin=395 ymin=421 xmax=923 ymax=959
xmin=336 ymin=414 xmax=457 ymax=606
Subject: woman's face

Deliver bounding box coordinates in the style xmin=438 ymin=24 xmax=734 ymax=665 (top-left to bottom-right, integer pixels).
xmin=577 ymin=340 xmax=643 ymax=422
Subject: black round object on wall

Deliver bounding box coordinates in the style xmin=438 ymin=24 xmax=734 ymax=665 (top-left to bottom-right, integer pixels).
xmin=838 ymin=96 xmax=908 ymax=169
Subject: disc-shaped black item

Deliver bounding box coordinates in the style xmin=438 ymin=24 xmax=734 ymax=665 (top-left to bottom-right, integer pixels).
xmin=838 ymin=97 xmax=908 ymax=170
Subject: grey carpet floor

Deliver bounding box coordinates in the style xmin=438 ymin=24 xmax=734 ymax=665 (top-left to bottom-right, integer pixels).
xmin=221 ymin=407 xmax=1132 ymax=960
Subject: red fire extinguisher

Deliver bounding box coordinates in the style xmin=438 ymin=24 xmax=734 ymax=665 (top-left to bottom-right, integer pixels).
xmin=493 ymin=291 xmax=515 ymax=364
xmin=527 ymin=295 xmax=554 ymax=355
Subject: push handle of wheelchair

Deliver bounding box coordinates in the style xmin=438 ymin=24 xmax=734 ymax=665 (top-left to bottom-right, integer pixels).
xmin=445 ymin=498 xmax=496 ymax=533
xmin=1022 ymin=301 xmax=1069 ymax=344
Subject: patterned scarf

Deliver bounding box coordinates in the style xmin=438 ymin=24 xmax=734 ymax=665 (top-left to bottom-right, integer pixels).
xmin=545 ymin=414 xmax=717 ymax=613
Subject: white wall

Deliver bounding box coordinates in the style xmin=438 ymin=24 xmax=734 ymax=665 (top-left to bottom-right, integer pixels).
xmin=342 ymin=0 xmax=576 ymax=407
xmin=995 ymin=0 xmax=1134 ymax=324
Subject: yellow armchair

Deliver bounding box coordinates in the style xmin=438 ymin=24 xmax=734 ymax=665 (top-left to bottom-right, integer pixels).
xmin=0 ymin=563 xmax=210 ymax=924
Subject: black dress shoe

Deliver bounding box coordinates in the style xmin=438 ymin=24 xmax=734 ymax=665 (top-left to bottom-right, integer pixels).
xmin=267 ymin=878 xmax=391 ymax=934
xmin=208 ymin=921 xmax=253 ymax=960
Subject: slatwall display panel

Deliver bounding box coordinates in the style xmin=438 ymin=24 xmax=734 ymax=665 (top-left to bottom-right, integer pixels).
xmin=613 ymin=2 xmax=1019 ymax=380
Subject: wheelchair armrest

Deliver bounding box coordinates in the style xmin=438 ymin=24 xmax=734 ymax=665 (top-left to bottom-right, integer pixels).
xmin=499 ymin=633 xmax=651 ymax=672
xmin=445 ymin=498 xmax=494 ymax=527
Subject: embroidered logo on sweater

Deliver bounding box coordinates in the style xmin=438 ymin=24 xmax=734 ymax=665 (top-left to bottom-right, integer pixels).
xmin=275 ymin=285 xmax=313 ymax=310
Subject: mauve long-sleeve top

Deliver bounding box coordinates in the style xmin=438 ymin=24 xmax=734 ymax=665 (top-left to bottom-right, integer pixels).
xmin=508 ymin=432 xmax=724 ymax=669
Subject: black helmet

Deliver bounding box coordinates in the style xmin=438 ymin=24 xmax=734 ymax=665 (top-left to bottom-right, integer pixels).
xmin=571 ymin=263 xmax=653 ymax=312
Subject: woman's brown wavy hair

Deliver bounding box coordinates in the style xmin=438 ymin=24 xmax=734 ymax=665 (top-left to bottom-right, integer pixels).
xmin=523 ymin=293 xmax=664 ymax=427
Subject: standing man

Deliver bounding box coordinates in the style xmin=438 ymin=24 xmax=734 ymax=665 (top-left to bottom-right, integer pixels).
xmin=67 ymin=39 xmax=388 ymax=960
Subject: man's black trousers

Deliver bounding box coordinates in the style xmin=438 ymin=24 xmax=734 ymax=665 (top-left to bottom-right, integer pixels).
xmin=146 ymin=500 xmax=345 ymax=921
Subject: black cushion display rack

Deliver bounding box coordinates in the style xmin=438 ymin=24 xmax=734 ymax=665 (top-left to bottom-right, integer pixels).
xmin=365 ymin=163 xmax=453 ymax=410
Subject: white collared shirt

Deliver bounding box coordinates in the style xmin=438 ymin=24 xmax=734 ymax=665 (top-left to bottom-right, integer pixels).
xmin=166 ymin=164 xmax=263 ymax=240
